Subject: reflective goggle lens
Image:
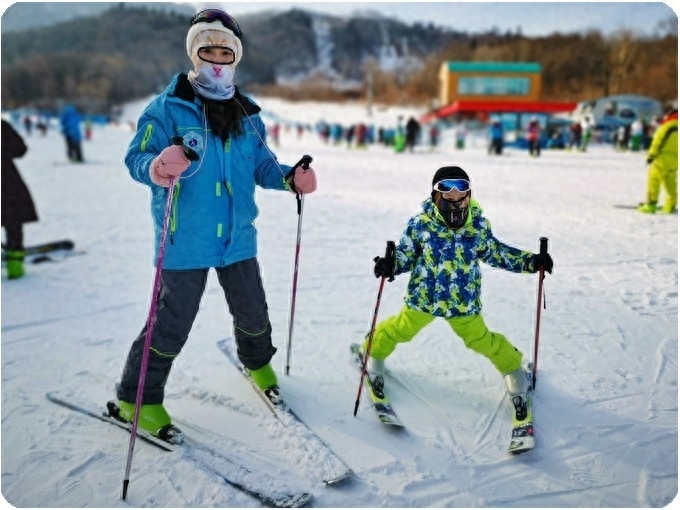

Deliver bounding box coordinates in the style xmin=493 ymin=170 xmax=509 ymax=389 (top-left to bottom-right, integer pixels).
xmin=433 ymin=179 xmax=470 ymax=193
xmin=191 ymin=9 xmax=243 ymax=39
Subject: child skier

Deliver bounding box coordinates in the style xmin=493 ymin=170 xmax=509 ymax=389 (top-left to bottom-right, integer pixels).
xmin=364 ymin=165 xmax=553 ymax=419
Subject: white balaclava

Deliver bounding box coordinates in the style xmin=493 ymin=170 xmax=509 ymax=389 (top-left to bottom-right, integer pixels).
xmin=186 ymin=23 xmax=242 ymax=100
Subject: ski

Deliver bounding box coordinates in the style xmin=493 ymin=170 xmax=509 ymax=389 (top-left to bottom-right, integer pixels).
xmin=28 ymin=250 xmax=86 ymax=264
xmin=2 ymin=239 xmax=84 ymax=265
xmin=613 ymin=204 xmax=677 ymax=213
xmin=2 ymin=239 xmax=75 ymax=255
xmin=507 ymin=365 xmax=535 ymax=454
xmin=217 ymin=339 xmax=353 ymax=485
xmin=3 ymin=250 xmax=86 ymax=265
xmin=350 ymin=343 xmax=404 ymax=427
xmin=508 ymin=394 xmax=534 ymax=454
xmin=45 ymin=392 xmax=313 ymax=508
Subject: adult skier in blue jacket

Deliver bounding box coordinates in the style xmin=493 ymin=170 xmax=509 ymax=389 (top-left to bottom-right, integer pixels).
xmin=60 ymin=104 xmax=84 ymax=162
xmin=114 ymin=9 xmax=317 ymax=442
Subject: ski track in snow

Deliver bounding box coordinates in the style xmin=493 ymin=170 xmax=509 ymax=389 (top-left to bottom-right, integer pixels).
xmin=1 ymin=97 xmax=677 ymax=507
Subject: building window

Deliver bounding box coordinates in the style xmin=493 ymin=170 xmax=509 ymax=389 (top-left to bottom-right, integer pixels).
xmin=458 ymin=76 xmax=530 ymax=96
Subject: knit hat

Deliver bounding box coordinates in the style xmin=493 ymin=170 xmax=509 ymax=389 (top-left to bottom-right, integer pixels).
xmin=186 ymin=19 xmax=242 ymax=67
xmin=431 ymin=166 xmax=470 ymax=199
xmin=432 ymin=165 xmax=469 ymax=185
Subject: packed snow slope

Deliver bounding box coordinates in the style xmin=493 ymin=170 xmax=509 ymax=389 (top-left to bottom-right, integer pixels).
xmin=1 ymin=97 xmax=677 ymax=508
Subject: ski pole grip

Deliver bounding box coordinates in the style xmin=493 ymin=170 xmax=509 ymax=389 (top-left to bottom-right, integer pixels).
xmin=385 ymin=241 xmax=396 ymax=282
xmin=286 ymin=154 xmax=313 ymax=180
xmin=298 ymin=155 xmax=313 ymax=170
xmin=171 ymin=136 xmax=199 ymax=161
xmin=539 ymin=237 xmax=549 ymax=256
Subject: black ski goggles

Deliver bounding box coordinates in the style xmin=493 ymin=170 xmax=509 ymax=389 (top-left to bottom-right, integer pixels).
xmin=191 ymin=9 xmax=243 ymax=39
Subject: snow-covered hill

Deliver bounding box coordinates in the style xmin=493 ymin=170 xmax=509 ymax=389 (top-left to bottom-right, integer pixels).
xmin=1 ymin=97 xmax=677 ymax=507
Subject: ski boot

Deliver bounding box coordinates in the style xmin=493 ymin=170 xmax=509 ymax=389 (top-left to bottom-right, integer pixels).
xmin=110 ymin=400 xmax=184 ymax=445
xmin=504 ymin=366 xmax=531 ymax=421
xmin=248 ymin=363 xmax=283 ymax=406
xmin=637 ymin=202 xmax=657 ymax=214
xmin=5 ymin=250 xmax=25 ymax=279
xmin=366 ymin=356 xmax=386 ymax=399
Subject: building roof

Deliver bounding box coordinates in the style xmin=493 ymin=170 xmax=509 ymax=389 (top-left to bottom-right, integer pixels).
xmin=421 ymin=100 xmax=577 ymax=122
xmin=445 ymin=62 xmax=542 ymax=73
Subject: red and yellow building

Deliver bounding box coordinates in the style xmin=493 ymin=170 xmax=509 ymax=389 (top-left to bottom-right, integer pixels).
xmin=422 ymin=61 xmax=575 ymax=122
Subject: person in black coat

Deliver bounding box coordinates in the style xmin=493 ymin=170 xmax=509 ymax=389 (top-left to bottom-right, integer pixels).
xmin=2 ymin=119 xmax=38 ymax=279
xmin=405 ymin=116 xmax=421 ymax=152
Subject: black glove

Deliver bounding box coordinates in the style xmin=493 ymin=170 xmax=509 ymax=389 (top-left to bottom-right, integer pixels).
xmin=373 ymin=256 xmax=395 ymax=280
xmin=532 ymin=252 xmax=553 ymax=274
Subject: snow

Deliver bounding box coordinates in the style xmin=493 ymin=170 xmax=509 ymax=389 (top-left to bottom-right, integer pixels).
xmin=2 ymin=96 xmax=677 ymax=508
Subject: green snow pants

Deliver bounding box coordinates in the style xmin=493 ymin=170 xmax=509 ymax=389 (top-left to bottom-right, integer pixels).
xmin=647 ymin=162 xmax=678 ymax=212
xmin=363 ymin=306 xmax=523 ymax=375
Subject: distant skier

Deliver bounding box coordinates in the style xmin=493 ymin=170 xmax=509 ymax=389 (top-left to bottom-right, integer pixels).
xmin=405 ymin=116 xmax=421 ymax=152
xmin=428 ymin=123 xmax=440 ymax=151
xmin=488 ymin=119 xmax=504 ymax=155
xmin=1 ymin=120 xmax=39 ymax=279
xmin=526 ymin=117 xmax=541 ymax=156
xmin=23 ymin=115 xmax=32 ymax=136
xmin=362 ymin=166 xmax=553 ymax=420
xmin=568 ymin=121 xmax=582 ymax=151
xmin=580 ymin=117 xmax=592 ymax=152
xmin=638 ymin=108 xmax=678 ymax=214
xmin=60 ymin=104 xmax=84 ymax=163
xmin=455 ymin=125 xmax=467 ymax=150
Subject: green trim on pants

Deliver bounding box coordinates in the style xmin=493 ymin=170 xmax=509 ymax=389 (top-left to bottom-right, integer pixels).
xmin=363 ymin=306 xmax=522 ymax=375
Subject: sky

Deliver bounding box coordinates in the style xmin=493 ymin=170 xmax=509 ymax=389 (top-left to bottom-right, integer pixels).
xmin=1 ymin=96 xmax=676 ymax=507
xmin=194 ymin=1 xmax=678 ymax=37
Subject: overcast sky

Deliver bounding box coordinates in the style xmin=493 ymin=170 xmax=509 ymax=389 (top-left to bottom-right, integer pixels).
xmin=193 ymin=2 xmax=676 ymax=37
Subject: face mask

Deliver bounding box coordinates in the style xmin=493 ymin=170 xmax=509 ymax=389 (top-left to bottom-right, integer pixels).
xmin=436 ymin=193 xmax=470 ymax=229
xmin=190 ymin=64 xmax=235 ymax=100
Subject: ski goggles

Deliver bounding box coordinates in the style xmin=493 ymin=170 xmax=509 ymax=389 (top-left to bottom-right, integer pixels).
xmin=191 ymin=9 xmax=243 ymax=39
xmin=432 ymin=179 xmax=471 ymax=193
xmin=197 ymin=46 xmax=236 ymax=65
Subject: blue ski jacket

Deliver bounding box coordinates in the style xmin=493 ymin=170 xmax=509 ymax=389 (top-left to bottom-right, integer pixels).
xmin=125 ymin=73 xmax=292 ymax=270
xmin=60 ymin=105 xmax=82 ymax=142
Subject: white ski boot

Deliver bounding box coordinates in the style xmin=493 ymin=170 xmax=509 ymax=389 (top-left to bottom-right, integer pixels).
xmin=504 ymin=366 xmax=531 ymax=420
xmin=367 ymin=356 xmax=386 ymax=399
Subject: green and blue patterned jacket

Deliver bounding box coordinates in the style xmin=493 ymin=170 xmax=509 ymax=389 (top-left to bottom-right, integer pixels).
xmin=394 ymin=198 xmax=535 ymax=318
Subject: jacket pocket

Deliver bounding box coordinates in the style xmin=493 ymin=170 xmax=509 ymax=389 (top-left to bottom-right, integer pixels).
xmin=168 ymin=182 xmax=181 ymax=244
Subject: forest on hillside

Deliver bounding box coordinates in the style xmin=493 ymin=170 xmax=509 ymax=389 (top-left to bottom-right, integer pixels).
xmin=254 ymin=28 xmax=678 ymax=111
xmin=1 ymin=5 xmax=676 ymax=113
xmin=444 ymin=29 xmax=677 ymax=103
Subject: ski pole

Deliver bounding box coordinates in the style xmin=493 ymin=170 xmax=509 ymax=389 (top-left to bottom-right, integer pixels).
xmin=122 ymin=175 xmax=176 ymax=500
xmin=531 ymin=237 xmax=549 ymax=390
xmin=284 ymin=154 xmax=313 ymax=376
xmin=354 ymin=241 xmax=395 ymax=416
xmin=122 ymin=139 xmax=196 ymax=500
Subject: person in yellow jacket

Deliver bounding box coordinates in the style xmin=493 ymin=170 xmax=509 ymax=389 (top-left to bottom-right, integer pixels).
xmin=638 ymin=109 xmax=678 ymax=214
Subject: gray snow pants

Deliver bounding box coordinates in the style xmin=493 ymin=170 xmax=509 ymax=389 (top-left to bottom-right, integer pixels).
xmin=117 ymin=258 xmax=276 ymax=405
